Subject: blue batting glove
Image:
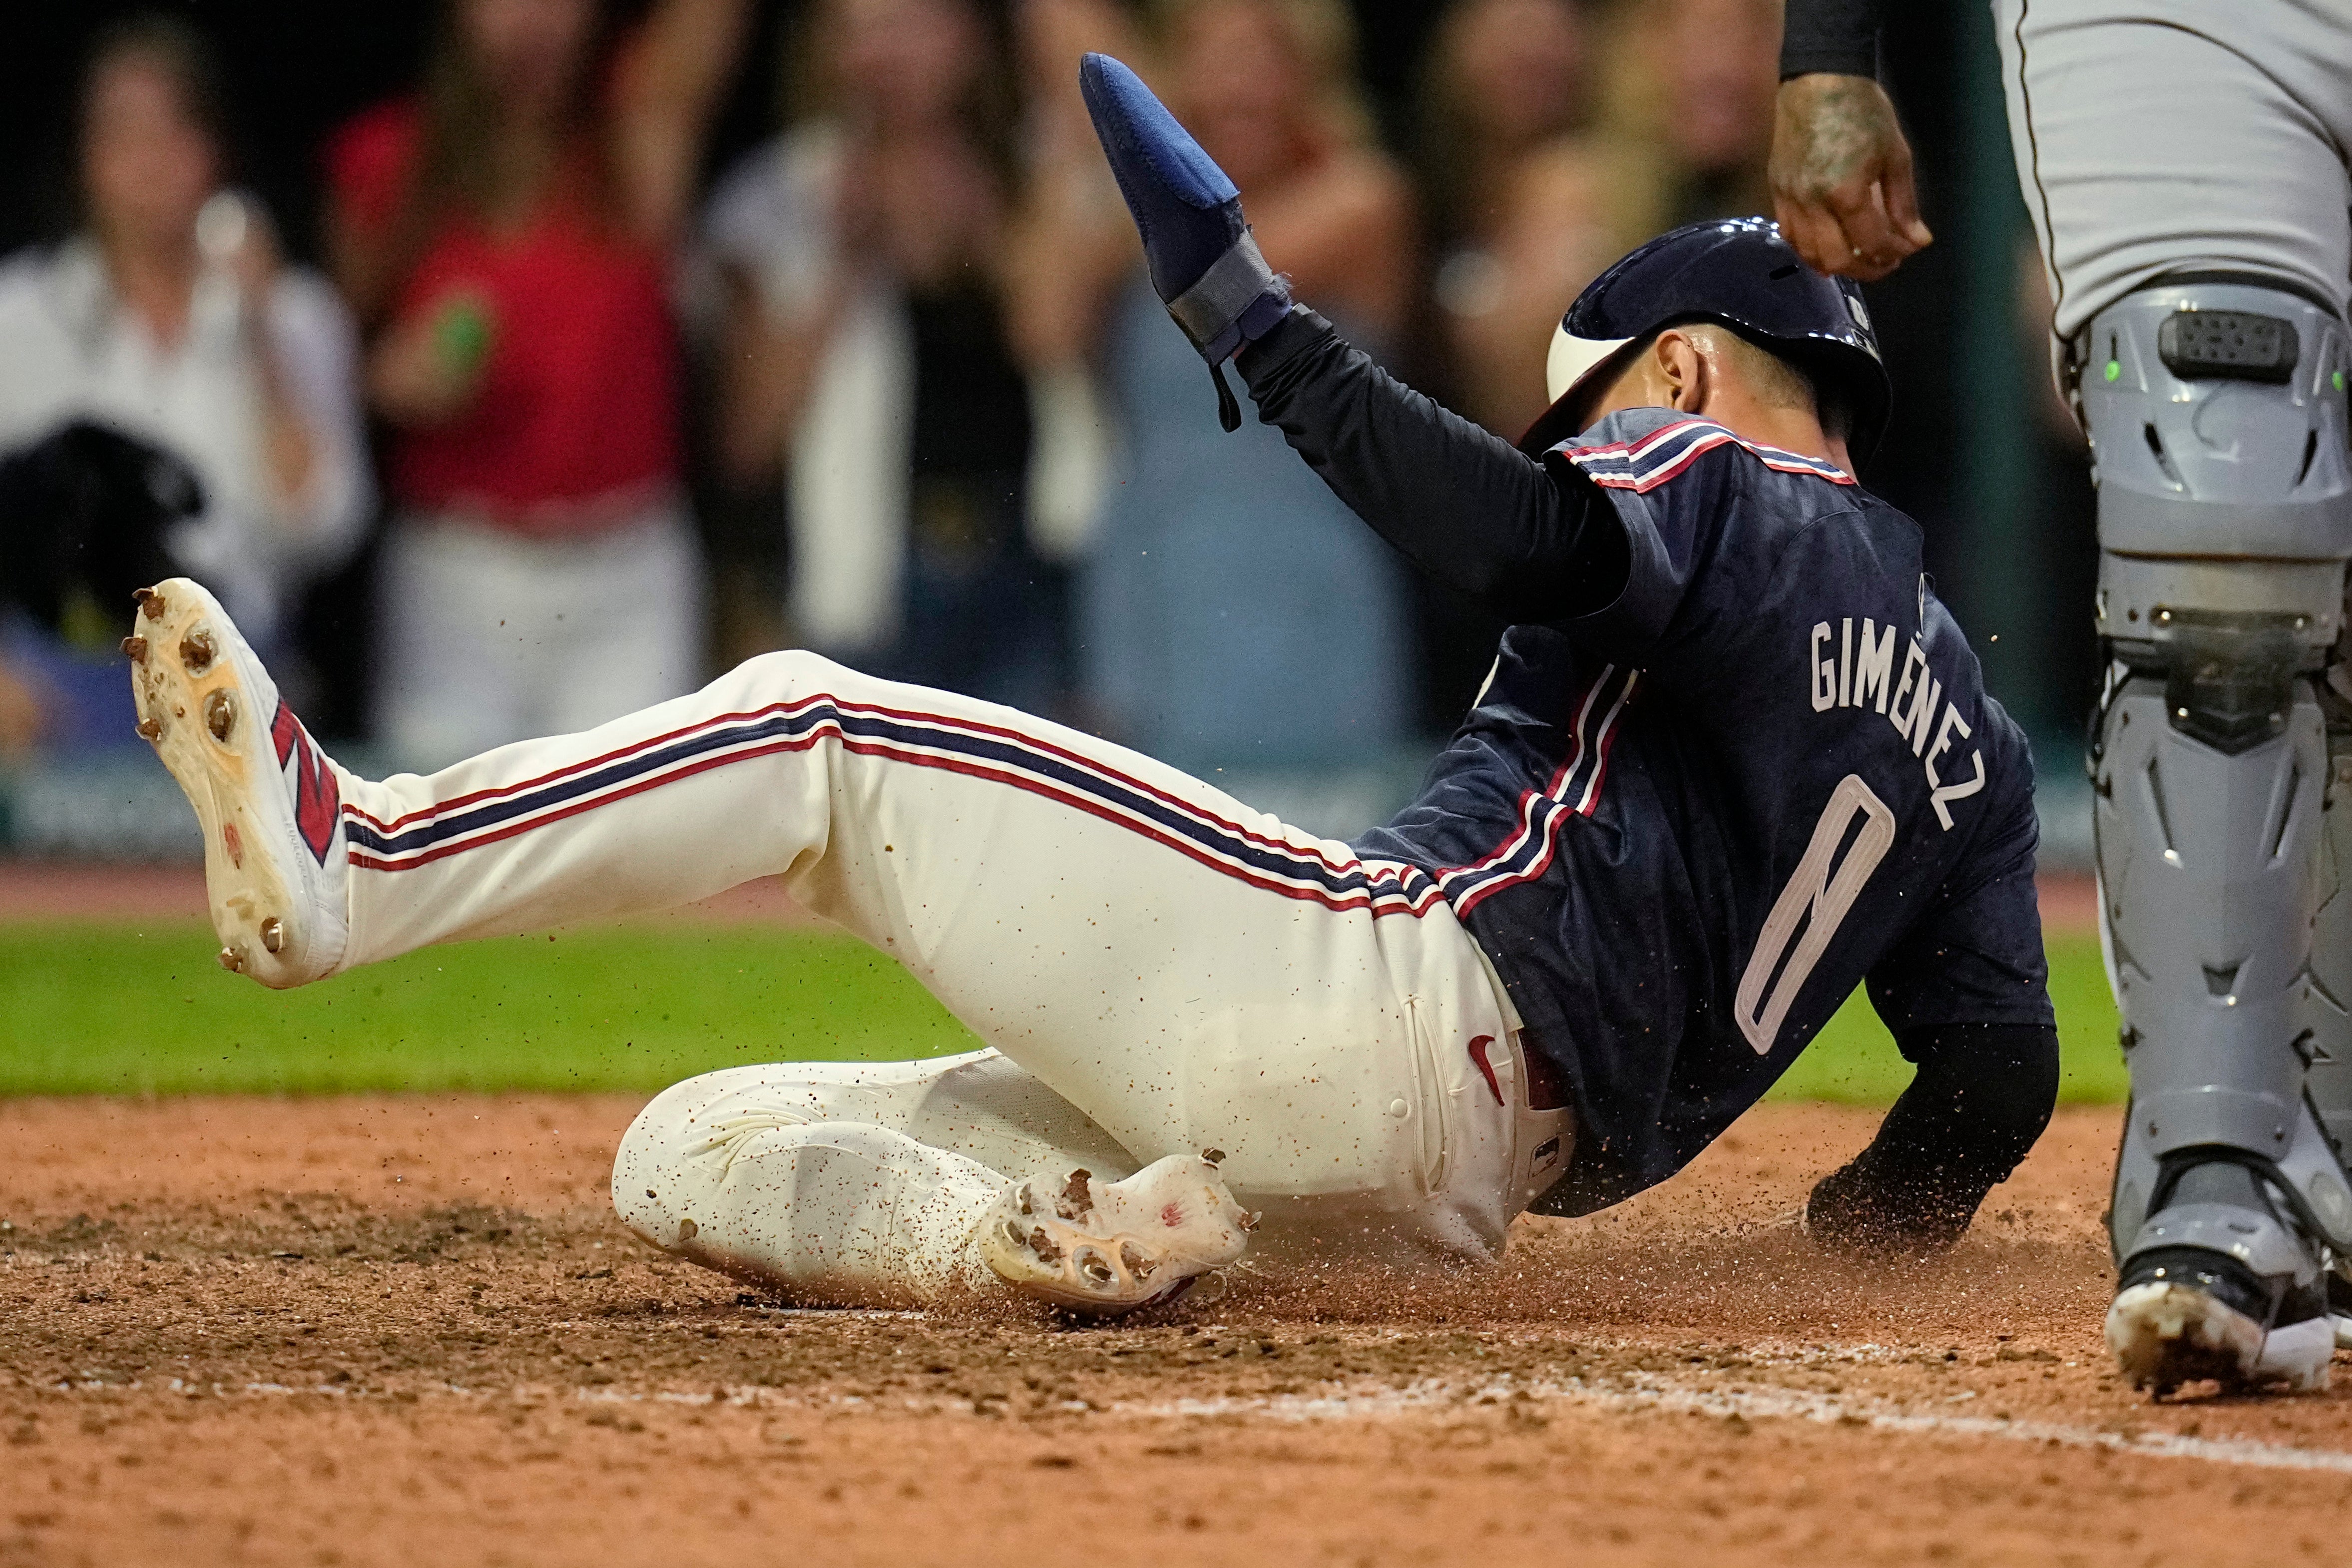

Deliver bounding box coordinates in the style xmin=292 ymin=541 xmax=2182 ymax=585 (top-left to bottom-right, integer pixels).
xmin=1079 ymin=52 xmax=1292 ymax=431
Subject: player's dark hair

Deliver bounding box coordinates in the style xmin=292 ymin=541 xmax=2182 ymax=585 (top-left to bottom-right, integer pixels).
xmin=74 ymin=13 xmax=239 ymax=228
xmin=1713 ymin=323 xmax=1860 ymax=445
xmin=1598 ymin=321 xmax=1861 ymax=447
xmin=1781 ymin=350 xmax=1862 ymax=446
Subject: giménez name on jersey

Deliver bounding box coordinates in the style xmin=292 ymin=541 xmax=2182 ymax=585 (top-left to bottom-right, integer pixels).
xmin=1807 ymin=615 xmax=1987 ymax=832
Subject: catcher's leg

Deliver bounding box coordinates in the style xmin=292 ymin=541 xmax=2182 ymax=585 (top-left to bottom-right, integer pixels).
xmin=2306 ymin=667 xmax=2352 ymax=1347
xmin=2079 ymin=282 xmax=2352 ymax=1394
xmin=1997 ymin=0 xmax=2352 ymax=1393
xmin=1993 ymin=0 xmax=2352 ymax=348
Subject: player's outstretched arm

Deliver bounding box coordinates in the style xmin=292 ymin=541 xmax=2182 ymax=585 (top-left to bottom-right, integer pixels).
xmin=1078 ymin=53 xmax=1629 ymax=621
xmin=1805 ymin=1022 xmax=2060 ymax=1256
xmin=1239 ymin=309 xmax=1628 ymax=621
xmin=1809 ymin=813 xmax=2060 ymax=1256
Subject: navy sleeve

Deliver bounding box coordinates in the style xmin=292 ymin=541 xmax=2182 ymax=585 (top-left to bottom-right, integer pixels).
xmin=1540 ymin=418 xmax=1759 ymax=661
xmin=1807 ymin=1020 xmax=2059 ymax=1252
xmin=1780 ymin=0 xmax=1881 ymax=80
xmin=1799 ymin=759 xmax=2060 ymax=1250
xmin=1863 ymin=772 xmax=2055 ymax=1035
xmin=1235 ymin=305 xmax=1629 ymax=621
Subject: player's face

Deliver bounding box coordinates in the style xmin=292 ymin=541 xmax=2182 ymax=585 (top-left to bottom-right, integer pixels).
xmin=1441 ymin=0 xmax=1584 ymax=151
xmin=1648 ymin=0 xmax=1776 ymax=174
xmin=827 ymin=0 xmax=981 ymax=129
xmin=459 ymin=0 xmax=597 ymax=118
xmin=81 ymin=55 xmax=218 ymax=259
xmin=1173 ymin=0 xmax=1311 ymax=191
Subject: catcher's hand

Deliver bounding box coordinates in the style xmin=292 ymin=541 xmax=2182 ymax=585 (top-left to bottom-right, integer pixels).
xmin=1770 ymin=73 xmax=1933 ymax=283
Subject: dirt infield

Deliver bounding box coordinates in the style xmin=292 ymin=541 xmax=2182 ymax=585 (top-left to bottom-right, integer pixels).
xmin=3 ymin=1095 xmax=2347 ymax=1568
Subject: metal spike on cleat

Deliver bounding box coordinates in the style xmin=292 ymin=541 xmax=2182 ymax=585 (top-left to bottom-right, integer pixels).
xmin=180 ymin=628 xmax=214 ymax=673
xmin=204 ymin=688 xmax=236 ymax=742
xmin=260 ymin=917 xmax=285 ymax=954
xmin=135 ymin=717 xmax=162 ymax=741
xmin=121 ymin=635 xmax=147 ymax=662
xmin=140 ymin=590 xmax=166 ymax=620
xmin=217 ymin=946 xmax=245 ymax=974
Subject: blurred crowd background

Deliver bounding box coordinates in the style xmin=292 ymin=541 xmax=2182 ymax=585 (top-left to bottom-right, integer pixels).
xmin=0 ymin=0 xmax=2097 ymax=859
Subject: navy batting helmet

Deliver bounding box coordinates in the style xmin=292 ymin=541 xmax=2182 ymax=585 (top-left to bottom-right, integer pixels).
xmin=1519 ymin=216 xmax=1892 ymax=461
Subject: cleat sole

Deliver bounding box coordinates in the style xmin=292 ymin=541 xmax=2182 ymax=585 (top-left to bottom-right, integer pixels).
xmin=129 ymin=579 xmax=316 ymax=989
xmin=979 ymin=1152 xmax=1253 ymax=1316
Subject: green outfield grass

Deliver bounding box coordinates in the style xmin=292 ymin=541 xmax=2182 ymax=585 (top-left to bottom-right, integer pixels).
xmin=1775 ymin=929 xmax=2123 ymax=1102
xmin=0 ymin=920 xmax=2123 ymax=1103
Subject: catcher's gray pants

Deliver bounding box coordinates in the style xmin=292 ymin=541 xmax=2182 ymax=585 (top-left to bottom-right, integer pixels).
xmin=1995 ymin=0 xmax=2352 ymax=1277
xmin=1994 ymin=0 xmax=2352 ymax=340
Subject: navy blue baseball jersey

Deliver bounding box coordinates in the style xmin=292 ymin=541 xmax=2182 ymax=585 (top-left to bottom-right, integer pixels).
xmin=1351 ymin=407 xmax=2053 ymax=1211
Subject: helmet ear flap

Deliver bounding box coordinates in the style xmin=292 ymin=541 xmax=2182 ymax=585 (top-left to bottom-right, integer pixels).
xmin=1519 ymin=327 xmax=1644 ymax=456
xmin=1545 ymin=326 xmax=1637 ymax=407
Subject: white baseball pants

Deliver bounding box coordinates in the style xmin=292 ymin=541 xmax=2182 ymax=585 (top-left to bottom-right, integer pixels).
xmin=1994 ymin=0 xmax=2352 ymax=342
xmin=328 ymin=651 xmax=1570 ymax=1305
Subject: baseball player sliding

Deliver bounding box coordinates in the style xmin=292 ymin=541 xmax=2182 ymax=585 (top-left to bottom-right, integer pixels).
xmin=1776 ymin=0 xmax=2352 ymax=1395
xmin=131 ymin=56 xmax=2056 ymax=1319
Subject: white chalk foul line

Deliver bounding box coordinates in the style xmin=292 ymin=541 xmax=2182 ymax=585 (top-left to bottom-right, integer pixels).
xmin=1124 ymin=1373 xmax=2352 ymax=1476
xmin=116 ymin=1365 xmax=2352 ymax=1477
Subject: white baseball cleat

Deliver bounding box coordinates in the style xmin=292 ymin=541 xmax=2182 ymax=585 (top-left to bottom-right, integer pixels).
xmin=978 ymin=1151 xmax=1257 ymax=1314
xmin=2105 ymin=1273 xmax=2335 ymax=1396
xmin=127 ymin=578 xmax=349 ymax=989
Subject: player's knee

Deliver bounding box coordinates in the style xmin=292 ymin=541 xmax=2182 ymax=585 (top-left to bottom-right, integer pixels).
xmin=720 ymin=647 xmax=853 ymax=702
xmin=2078 ymin=280 xmax=2352 ymax=722
xmin=2080 ymin=279 xmax=2351 ymax=556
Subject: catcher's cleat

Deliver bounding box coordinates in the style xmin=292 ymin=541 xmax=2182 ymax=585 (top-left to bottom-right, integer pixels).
xmin=2107 ymin=1157 xmax=2337 ymax=1396
xmin=129 ymin=578 xmax=349 ymax=989
xmin=979 ymin=1151 xmax=1257 ymax=1315
xmin=2106 ymin=1240 xmax=2335 ymax=1397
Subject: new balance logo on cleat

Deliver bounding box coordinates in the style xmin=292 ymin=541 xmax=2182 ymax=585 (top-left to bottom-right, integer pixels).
xmin=271 ymin=701 xmax=343 ymax=866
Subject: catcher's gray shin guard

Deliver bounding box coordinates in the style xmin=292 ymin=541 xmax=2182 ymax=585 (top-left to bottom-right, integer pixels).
xmin=2087 ymin=280 xmax=2352 ymax=1393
